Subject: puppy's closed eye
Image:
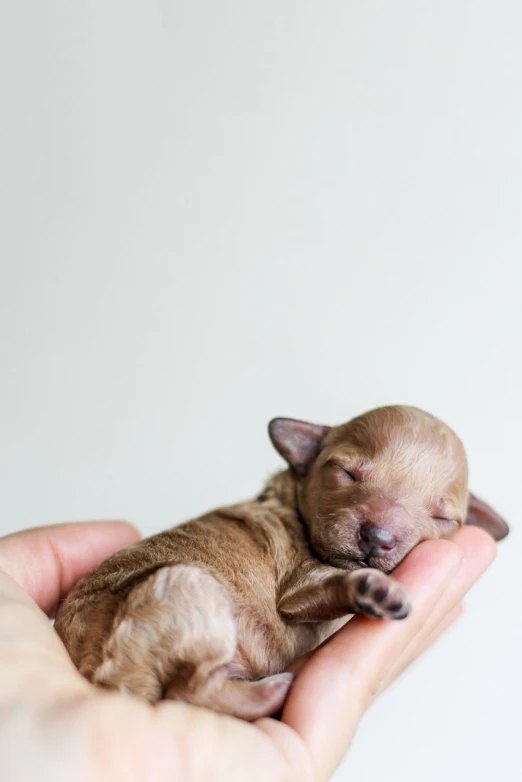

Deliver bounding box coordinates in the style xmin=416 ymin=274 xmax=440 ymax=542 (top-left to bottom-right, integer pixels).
xmin=431 ymin=499 xmax=460 ymax=531
xmin=325 ymin=459 xmax=363 ymax=483
xmin=432 ymin=516 xmax=459 ymax=531
xmin=324 ymin=461 xmax=358 ymax=489
xmin=336 ymin=466 xmax=357 ymax=483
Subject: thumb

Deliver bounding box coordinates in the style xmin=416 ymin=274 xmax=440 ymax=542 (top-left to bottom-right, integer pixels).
xmin=0 ymin=571 xmax=87 ymax=701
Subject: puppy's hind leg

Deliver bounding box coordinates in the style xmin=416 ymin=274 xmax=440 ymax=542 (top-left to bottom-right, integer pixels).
xmin=168 ymin=671 xmax=295 ymax=721
xmin=92 ymin=565 xmax=293 ymax=719
xmin=91 ymin=565 xmax=236 ymax=702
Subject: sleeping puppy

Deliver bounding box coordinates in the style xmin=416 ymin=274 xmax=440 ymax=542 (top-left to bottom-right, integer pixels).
xmin=54 ymin=405 xmax=508 ymax=720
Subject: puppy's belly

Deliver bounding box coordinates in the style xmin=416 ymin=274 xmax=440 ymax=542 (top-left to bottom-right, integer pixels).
xmin=229 ymin=611 xmax=350 ymax=680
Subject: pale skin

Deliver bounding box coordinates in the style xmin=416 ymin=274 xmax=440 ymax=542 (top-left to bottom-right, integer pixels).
xmin=0 ymin=520 xmax=496 ymax=782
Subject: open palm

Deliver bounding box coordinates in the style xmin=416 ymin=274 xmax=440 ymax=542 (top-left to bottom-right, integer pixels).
xmin=0 ymin=521 xmax=494 ymax=782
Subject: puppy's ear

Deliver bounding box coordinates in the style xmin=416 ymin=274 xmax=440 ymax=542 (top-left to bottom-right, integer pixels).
xmin=465 ymin=493 xmax=509 ymax=541
xmin=268 ymin=418 xmax=331 ymax=476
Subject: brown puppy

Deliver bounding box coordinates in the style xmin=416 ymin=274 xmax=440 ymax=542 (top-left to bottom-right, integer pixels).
xmin=54 ymin=406 xmax=508 ymax=720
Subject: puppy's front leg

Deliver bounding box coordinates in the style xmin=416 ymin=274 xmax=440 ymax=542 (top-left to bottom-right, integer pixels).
xmin=278 ymin=567 xmax=410 ymax=623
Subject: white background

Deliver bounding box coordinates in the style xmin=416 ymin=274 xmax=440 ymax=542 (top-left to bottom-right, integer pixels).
xmin=1 ymin=2 xmax=521 ymax=780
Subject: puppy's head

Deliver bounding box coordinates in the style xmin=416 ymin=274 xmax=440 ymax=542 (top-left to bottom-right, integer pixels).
xmin=269 ymin=405 xmax=509 ymax=573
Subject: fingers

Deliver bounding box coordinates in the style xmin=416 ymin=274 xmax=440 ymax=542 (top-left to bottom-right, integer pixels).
xmin=282 ymin=528 xmax=496 ymax=781
xmin=380 ymin=525 xmax=496 ymax=692
xmin=0 ymin=521 xmax=140 ymax=614
xmin=418 ymin=602 xmax=464 ymax=653
xmin=380 ymin=602 xmax=464 ymax=692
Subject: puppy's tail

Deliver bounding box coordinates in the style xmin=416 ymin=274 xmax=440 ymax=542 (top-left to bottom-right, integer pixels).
xmin=90 ymin=564 xmax=292 ymax=720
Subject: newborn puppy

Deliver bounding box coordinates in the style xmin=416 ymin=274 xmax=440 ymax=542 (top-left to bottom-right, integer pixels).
xmin=55 ymin=406 xmax=508 ymax=720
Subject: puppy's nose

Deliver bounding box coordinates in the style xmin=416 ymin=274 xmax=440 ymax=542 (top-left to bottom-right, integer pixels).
xmin=359 ymin=522 xmax=397 ymax=558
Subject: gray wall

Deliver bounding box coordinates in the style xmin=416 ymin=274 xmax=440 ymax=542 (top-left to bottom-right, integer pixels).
xmin=1 ymin=3 xmax=520 ymax=780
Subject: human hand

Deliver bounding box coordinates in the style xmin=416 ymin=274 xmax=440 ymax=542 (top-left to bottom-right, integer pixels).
xmin=0 ymin=521 xmax=496 ymax=782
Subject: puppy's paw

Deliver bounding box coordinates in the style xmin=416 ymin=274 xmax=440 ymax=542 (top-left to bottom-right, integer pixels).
xmin=349 ymin=569 xmax=410 ymax=620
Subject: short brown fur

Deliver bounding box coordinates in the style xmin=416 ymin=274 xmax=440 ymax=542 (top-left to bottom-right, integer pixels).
xmin=54 ymin=405 xmax=508 ymax=719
